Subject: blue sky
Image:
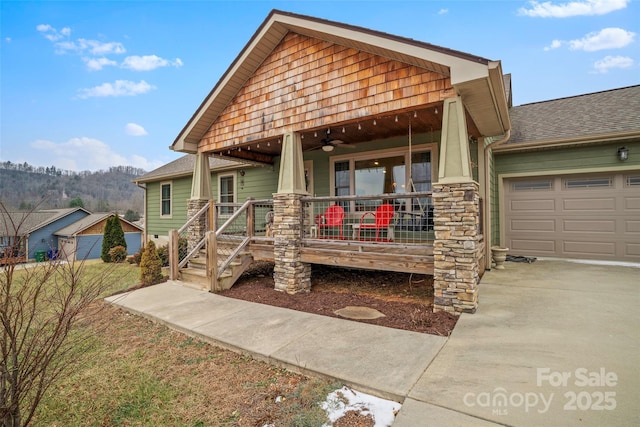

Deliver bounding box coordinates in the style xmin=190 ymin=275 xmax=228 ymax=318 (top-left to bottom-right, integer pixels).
xmin=1 ymin=0 xmax=638 ymax=172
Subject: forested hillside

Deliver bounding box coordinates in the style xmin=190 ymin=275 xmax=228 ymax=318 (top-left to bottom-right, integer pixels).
xmin=0 ymin=161 xmax=145 ymax=213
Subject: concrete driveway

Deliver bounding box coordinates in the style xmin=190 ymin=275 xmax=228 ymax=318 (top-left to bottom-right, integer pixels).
xmin=397 ymin=259 xmax=639 ymax=427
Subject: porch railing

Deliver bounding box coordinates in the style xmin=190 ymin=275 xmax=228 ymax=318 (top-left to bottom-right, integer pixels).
xmin=300 ymin=192 xmax=434 ymax=246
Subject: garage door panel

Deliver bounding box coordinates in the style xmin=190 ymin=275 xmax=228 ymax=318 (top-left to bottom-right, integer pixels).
xmin=626 ymin=244 xmax=640 ymax=257
xmin=510 ymin=199 xmax=555 ymax=212
xmin=504 ymin=172 xmax=640 ymax=262
xmin=625 ymin=197 xmax=640 ymax=210
xmin=510 ymin=219 xmax=555 ymax=232
xmin=563 ymin=241 xmax=616 ymax=256
xmin=563 ymin=219 xmax=615 ymax=233
xmin=510 ymin=238 xmax=556 ymax=253
xmin=563 ymin=198 xmax=615 ymax=211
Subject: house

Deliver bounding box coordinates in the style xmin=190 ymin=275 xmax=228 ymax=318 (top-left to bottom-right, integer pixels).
xmin=0 ymin=207 xmax=90 ymax=263
xmin=141 ymin=10 xmax=638 ymax=314
xmin=54 ymin=213 xmax=143 ymax=261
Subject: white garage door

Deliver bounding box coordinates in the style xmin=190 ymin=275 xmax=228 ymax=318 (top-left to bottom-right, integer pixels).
xmin=504 ymin=172 xmax=640 ymax=262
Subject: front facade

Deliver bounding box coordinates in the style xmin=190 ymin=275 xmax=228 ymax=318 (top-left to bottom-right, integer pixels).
xmin=142 ymin=11 xmax=637 ymax=313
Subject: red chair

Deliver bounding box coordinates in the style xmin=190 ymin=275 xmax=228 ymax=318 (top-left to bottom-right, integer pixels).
xmin=315 ymin=204 xmax=345 ymax=239
xmin=357 ymin=204 xmax=395 ymax=242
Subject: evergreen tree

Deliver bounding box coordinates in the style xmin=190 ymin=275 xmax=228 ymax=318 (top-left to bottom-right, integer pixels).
xmin=139 ymin=240 xmax=163 ymax=285
xmin=110 ymin=214 xmax=127 ymax=250
xmin=69 ymin=197 xmax=84 ymax=208
xmin=100 ymin=216 xmax=115 ymax=262
xmin=124 ymin=209 xmax=140 ymax=222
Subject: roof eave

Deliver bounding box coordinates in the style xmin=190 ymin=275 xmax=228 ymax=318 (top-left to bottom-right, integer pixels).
xmin=495 ymin=130 xmax=640 ymax=152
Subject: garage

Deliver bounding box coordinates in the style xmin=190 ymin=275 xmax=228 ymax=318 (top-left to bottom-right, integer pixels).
xmin=503 ymin=172 xmax=640 ymax=262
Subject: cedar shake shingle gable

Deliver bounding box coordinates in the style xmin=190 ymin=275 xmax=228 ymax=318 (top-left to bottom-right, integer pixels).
xmin=507 ymin=85 xmax=640 ymax=145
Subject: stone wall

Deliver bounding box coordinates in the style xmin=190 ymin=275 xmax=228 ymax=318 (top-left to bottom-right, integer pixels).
xmin=432 ymin=181 xmax=481 ymax=314
xmin=272 ymin=193 xmax=311 ymax=293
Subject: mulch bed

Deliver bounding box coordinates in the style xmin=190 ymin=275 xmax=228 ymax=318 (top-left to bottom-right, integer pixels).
xmin=220 ymin=262 xmax=457 ymax=336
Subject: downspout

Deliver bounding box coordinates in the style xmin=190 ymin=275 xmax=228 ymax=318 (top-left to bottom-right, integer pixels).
xmin=483 ymin=129 xmax=511 ymax=268
xmin=135 ymin=182 xmax=147 ymax=245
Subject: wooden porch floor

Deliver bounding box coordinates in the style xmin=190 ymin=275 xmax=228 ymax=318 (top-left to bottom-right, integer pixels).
xmin=248 ymin=238 xmax=434 ymax=275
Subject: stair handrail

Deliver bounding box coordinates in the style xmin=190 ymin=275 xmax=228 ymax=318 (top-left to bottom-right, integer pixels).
xmin=177 ymin=202 xmax=210 ymax=235
xmin=215 ymin=198 xmax=253 ymax=237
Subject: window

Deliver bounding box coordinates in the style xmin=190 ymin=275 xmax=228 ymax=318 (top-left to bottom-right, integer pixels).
xmin=160 ymin=182 xmax=172 ymax=217
xmin=512 ymin=180 xmax=553 ymax=191
xmin=331 ymin=146 xmax=434 ymax=212
xmin=564 ymin=177 xmax=612 ymax=189
xmin=218 ymin=173 xmax=235 ymax=215
xmin=626 ymin=175 xmax=640 ymax=186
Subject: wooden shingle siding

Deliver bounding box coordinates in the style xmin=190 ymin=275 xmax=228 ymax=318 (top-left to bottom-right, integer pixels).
xmin=201 ymin=33 xmax=451 ymax=151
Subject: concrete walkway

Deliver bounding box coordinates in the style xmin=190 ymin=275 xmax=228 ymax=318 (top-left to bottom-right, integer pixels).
xmin=106 ymin=260 xmax=639 ymax=426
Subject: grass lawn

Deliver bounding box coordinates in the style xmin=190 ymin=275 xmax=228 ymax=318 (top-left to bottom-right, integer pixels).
xmin=27 ymin=262 xmax=339 ymax=426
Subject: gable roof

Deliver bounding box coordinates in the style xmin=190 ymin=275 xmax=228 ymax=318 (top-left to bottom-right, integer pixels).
xmin=0 ymin=208 xmax=90 ymax=237
xmin=54 ymin=213 xmax=143 ymax=236
xmin=502 ymin=85 xmax=640 ymax=149
xmin=172 ymin=9 xmax=510 ymax=153
xmin=133 ymin=154 xmax=241 ymax=184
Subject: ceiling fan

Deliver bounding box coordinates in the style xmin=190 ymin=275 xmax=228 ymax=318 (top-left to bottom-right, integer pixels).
xmin=312 ymin=128 xmax=356 ymax=152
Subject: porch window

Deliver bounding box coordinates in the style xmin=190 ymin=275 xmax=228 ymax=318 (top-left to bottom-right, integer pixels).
xmin=331 ymin=147 xmax=433 ymax=212
xmin=219 ymin=174 xmax=235 ymax=215
xmin=160 ymin=182 xmax=172 ymax=217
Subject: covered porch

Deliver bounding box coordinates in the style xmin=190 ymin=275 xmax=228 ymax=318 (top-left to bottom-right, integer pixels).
xmin=169 ymin=11 xmax=510 ymax=313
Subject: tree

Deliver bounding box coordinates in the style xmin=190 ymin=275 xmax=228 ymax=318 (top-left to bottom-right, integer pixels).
xmin=100 ymin=216 xmax=115 ymax=262
xmin=139 ymin=240 xmax=163 ymax=285
xmin=68 ymin=197 xmax=84 ymax=208
xmin=124 ymin=209 xmax=140 ymax=222
xmin=109 ymin=214 xmax=127 ymax=250
xmin=1 ymin=202 xmax=114 ymax=427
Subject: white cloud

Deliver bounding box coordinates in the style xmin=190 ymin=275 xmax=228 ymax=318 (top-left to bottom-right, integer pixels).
xmin=83 ymin=57 xmax=118 ymax=71
xmin=437 ymin=9 xmax=449 ymax=15
xmin=519 ymin=0 xmax=629 ymax=18
xmin=569 ymin=27 xmax=635 ymax=51
xmin=125 ymin=123 xmax=148 ymax=136
xmin=54 ymin=38 xmax=126 ymax=55
xmin=29 ymin=137 xmax=161 ymax=171
xmin=121 ymin=55 xmax=184 ymax=71
xmin=544 ymin=27 xmax=635 ymax=51
xmin=77 ymin=80 xmax=156 ymax=99
xmin=37 ymin=24 xmax=72 ymax=42
xmin=593 ymin=55 xmax=634 ymax=73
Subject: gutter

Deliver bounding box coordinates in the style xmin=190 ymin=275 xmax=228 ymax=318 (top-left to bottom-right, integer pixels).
xmin=483 ymin=128 xmax=511 ymax=268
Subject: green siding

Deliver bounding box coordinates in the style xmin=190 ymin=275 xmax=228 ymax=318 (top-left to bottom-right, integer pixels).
xmin=490 ymin=140 xmax=640 ymax=246
xmin=146 ymin=177 xmax=191 ymax=236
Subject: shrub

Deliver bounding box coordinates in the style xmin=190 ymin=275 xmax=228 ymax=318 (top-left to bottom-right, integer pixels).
xmin=140 ymin=240 xmax=163 ymax=286
xmin=131 ymin=247 xmax=143 ymax=265
xmin=108 ymin=245 xmax=127 ymax=263
xmin=156 ymin=245 xmax=169 ymax=268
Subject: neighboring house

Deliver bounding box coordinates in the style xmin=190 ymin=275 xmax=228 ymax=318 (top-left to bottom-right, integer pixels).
xmin=0 ymin=208 xmax=91 ymax=262
xmin=492 ymin=86 xmax=640 ymax=262
xmin=54 ymin=213 xmax=143 ymax=261
xmin=140 ymin=10 xmax=638 ymax=313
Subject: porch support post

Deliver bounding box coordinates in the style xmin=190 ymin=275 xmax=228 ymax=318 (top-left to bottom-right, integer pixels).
xmin=273 ymin=131 xmax=311 ymax=294
xmin=433 ymin=96 xmax=481 ymax=314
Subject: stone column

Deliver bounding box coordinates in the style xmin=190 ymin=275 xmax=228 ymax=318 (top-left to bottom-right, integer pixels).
xmin=272 ymin=193 xmax=311 ymax=293
xmin=432 ymin=181 xmax=481 ymax=314
xmin=187 ymin=199 xmax=208 ymax=253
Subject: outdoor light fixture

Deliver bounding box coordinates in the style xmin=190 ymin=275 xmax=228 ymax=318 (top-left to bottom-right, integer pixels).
xmin=617 ymin=146 xmax=629 ymax=161
xmin=322 ymin=144 xmax=334 ymax=152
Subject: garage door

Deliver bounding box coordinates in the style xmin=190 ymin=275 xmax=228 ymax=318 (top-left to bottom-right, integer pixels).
xmin=504 ymin=172 xmax=640 ymax=262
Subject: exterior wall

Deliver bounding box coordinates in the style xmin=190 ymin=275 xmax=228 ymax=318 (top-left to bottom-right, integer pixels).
xmin=75 ymin=232 xmax=142 ymax=260
xmin=27 ymin=210 xmax=89 ymax=260
xmin=146 ymin=177 xmax=192 ymax=238
xmin=491 ymin=140 xmax=640 ymax=246
xmin=201 ymin=32 xmax=453 ymax=151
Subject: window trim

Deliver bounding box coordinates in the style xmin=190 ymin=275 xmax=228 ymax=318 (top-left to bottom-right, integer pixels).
xmin=329 ymin=143 xmax=437 ymax=196
xmin=160 ymin=181 xmax=172 ymax=218
xmin=218 ymin=171 xmax=237 ymax=216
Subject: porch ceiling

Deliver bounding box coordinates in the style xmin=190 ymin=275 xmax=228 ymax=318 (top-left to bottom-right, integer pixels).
xmin=206 ymin=104 xmax=481 ymax=164
xmin=173 ymin=10 xmax=503 ymax=158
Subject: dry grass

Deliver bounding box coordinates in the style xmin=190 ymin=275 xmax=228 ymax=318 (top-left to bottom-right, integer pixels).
xmin=30 ymin=263 xmax=339 ymax=426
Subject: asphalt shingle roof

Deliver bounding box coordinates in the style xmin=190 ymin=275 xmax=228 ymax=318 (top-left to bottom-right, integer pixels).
xmin=507 ymin=85 xmax=640 ymax=145
xmin=134 ymin=154 xmax=240 ymax=183
xmin=0 ymin=208 xmax=86 ymax=236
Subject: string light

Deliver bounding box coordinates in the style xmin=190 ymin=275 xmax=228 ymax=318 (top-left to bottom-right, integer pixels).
xmin=342 ymin=127 xmax=345 ymax=133
xmin=358 ymin=123 xmax=361 ymax=130
xmin=395 ymin=115 xmax=398 ymax=122
xmin=373 ymin=119 xmax=377 ymax=126
xmin=414 ymin=111 xmax=417 ymax=118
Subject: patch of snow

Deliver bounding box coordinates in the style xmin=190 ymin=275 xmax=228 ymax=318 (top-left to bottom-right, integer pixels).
xmin=321 ymin=386 xmax=401 ymax=427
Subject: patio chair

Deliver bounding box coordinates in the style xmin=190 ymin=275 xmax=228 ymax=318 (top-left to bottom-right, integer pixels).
xmin=357 ymin=203 xmax=395 ymax=242
xmin=315 ymin=204 xmax=345 ymax=239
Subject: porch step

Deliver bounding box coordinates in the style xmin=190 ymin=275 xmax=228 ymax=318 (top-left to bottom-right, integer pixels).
xmin=178 ymin=251 xmax=254 ymax=292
